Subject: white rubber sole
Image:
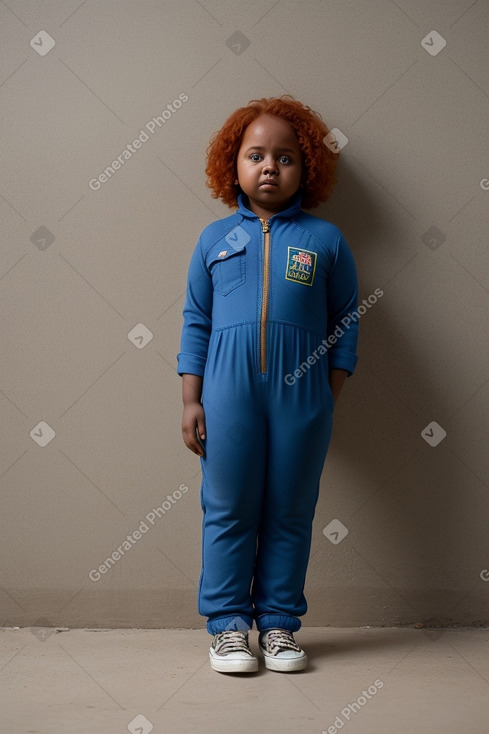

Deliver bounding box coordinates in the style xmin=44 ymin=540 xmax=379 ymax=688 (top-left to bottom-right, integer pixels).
xmin=209 ymin=650 xmax=258 ymax=673
xmin=261 ymin=652 xmax=308 ymax=672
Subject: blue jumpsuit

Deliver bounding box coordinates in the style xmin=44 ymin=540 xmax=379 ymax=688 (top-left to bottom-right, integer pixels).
xmin=177 ymin=192 xmax=359 ymax=635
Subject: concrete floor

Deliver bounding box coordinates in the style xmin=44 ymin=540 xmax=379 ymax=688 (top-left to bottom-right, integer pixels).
xmin=1 ymin=626 xmax=488 ymax=733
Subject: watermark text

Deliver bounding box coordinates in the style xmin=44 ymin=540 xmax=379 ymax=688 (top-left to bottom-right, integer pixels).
xmin=89 ymin=484 xmax=189 ymax=581
xmin=285 ymin=288 xmax=383 ymax=386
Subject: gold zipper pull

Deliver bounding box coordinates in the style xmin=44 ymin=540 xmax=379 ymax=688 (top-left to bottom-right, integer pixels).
xmin=259 ymin=218 xmax=269 ymax=233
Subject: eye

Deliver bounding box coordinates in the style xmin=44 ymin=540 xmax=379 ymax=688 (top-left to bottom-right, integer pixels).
xmin=250 ymin=153 xmax=262 ymax=162
xmin=279 ymin=155 xmax=291 ymax=164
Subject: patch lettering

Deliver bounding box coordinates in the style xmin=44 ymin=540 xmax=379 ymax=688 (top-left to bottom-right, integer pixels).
xmin=285 ymin=247 xmax=317 ymax=286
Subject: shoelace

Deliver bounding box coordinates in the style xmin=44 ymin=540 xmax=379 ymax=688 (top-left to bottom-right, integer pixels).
xmin=214 ymin=630 xmax=253 ymax=656
xmin=262 ymin=629 xmax=301 ymax=655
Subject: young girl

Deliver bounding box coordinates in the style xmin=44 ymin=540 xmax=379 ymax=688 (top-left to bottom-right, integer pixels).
xmin=177 ymin=96 xmax=359 ymax=674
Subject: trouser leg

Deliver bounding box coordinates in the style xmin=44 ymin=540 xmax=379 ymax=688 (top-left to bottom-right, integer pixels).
xmin=252 ymin=366 xmax=334 ymax=632
xmin=198 ymin=384 xmax=267 ymax=634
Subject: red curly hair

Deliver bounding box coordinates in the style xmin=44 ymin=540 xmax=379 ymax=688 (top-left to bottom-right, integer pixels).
xmin=205 ymin=95 xmax=339 ymax=210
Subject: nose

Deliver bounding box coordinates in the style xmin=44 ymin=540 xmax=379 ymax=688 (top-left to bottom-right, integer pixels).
xmin=262 ymin=158 xmax=278 ymax=175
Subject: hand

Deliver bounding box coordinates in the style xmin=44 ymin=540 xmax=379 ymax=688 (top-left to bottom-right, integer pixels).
xmin=329 ymin=368 xmax=349 ymax=403
xmin=182 ymin=402 xmax=206 ymax=457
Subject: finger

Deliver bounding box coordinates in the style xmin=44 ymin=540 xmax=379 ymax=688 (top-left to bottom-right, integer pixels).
xmin=182 ymin=428 xmax=204 ymax=457
xmin=193 ymin=426 xmax=205 ymax=457
xmin=190 ymin=439 xmax=204 ymax=457
xmin=197 ymin=414 xmax=206 ymax=440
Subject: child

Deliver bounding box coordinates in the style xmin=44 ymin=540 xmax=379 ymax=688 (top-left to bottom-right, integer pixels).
xmin=177 ymin=96 xmax=359 ymax=674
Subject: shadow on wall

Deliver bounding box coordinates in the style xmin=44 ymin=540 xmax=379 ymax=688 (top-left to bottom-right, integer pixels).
xmin=306 ymin=155 xmax=489 ymax=628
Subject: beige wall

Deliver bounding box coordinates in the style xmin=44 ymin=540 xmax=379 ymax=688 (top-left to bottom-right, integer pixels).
xmin=1 ymin=0 xmax=489 ymax=629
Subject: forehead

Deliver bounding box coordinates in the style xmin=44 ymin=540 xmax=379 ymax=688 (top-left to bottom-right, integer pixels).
xmin=240 ymin=114 xmax=300 ymax=148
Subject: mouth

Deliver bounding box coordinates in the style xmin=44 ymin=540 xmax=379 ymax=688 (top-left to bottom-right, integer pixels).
xmin=260 ymin=180 xmax=278 ymax=188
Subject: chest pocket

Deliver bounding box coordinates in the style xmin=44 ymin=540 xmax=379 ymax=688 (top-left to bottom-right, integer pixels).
xmin=207 ymin=228 xmax=248 ymax=296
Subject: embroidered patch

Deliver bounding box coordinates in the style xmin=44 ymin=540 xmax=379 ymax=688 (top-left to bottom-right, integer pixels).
xmin=285 ymin=247 xmax=317 ymax=286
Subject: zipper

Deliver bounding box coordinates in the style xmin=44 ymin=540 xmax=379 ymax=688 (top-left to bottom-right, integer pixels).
xmin=259 ymin=218 xmax=270 ymax=374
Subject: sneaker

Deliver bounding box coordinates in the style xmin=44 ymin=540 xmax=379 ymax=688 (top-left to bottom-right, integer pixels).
xmin=258 ymin=628 xmax=308 ymax=672
xmin=209 ymin=630 xmax=258 ymax=673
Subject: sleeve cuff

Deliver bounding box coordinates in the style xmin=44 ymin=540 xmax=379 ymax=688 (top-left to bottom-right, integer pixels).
xmin=176 ymin=353 xmax=207 ymax=377
xmin=328 ymin=350 xmax=358 ymax=376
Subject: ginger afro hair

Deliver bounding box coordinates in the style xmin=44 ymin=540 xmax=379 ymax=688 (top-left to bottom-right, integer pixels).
xmin=205 ymin=95 xmax=339 ymax=210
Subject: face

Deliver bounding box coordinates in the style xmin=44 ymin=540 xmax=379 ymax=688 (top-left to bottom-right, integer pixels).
xmin=235 ymin=114 xmax=303 ymax=219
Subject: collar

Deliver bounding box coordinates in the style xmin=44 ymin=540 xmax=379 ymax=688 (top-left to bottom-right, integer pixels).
xmin=236 ymin=190 xmax=303 ymax=222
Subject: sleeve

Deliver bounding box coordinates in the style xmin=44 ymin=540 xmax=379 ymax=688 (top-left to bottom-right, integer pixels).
xmin=326 ymin=231 xmax=359 ymax=376
xmin=176 ymin=237 xmax=213 ymax=377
